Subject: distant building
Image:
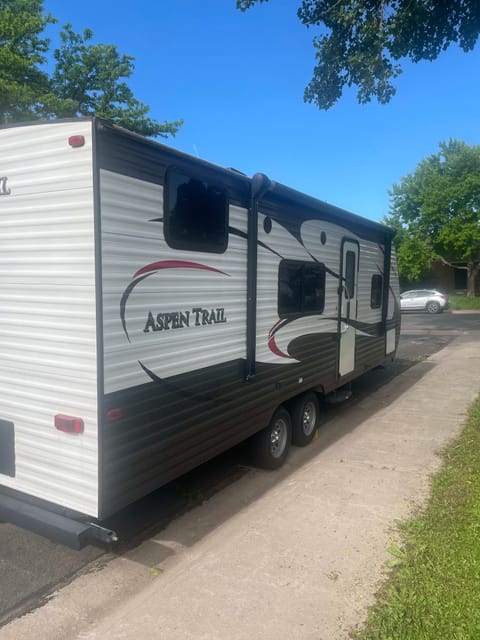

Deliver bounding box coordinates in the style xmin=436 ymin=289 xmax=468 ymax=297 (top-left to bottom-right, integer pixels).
xmin=429 ymin=259 xmax=480 ymax=295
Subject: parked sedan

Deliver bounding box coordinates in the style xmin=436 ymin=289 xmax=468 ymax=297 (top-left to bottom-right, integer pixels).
xmin=400 ymin=289 xmax=450 ymax=314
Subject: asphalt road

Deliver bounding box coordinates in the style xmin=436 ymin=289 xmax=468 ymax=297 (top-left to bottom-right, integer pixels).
xmin=1 ymin=311 xmax=479 ymax=628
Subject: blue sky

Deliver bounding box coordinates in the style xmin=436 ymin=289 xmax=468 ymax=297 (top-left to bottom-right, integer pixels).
xmin=44 ymin=0 xmax=480 ymax=222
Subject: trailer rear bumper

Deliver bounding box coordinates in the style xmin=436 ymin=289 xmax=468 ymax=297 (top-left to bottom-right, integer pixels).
xmin=0 ymin=492 xmax=117 ymax=549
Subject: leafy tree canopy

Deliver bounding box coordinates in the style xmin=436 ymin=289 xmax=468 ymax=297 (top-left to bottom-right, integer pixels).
xmin=0 ymin=1 xmax=182 ymax=137
xmin=237 ymin=1 xmax=480 ymax=110
xmin=0 ymin=0 xmax=54 ymax=121
xmin=384 ymin=140 xmax=480 ymax=295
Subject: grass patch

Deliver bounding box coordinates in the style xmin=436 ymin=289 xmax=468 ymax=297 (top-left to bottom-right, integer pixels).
xmin=450 ymin=295 xmax=480 ymax=310
xmin=353 ymin=394 xmax=480 ymax=640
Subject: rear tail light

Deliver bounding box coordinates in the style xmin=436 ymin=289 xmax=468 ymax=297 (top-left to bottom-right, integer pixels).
xmin=68 ymin=135 xmax=85 ymax=148
xmin=55 ymin=414 xmax=84 ymax=434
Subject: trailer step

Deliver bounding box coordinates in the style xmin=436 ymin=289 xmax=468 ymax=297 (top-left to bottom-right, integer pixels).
xmin=324 ymin=389 xmax=353 ymax=404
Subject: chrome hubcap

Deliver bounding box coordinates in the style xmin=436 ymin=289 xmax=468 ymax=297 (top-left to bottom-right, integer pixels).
xmin=302 ymin=402 xmax=316 ymax=435
xmin=270 ymin=419 xmax=288 ymax=458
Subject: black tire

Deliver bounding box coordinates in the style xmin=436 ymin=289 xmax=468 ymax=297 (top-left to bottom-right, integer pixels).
xmin=426 ymin=300 xmax=441 ymax=314
xmin=251 ymin=407 xmax=292 ymax=470
xmin=290 ymin=391 xmax=320 ymax=447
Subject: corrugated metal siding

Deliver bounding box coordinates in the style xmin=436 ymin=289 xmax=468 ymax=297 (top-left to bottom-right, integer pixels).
xmin=98 ymin=158 xmax=399 ymax=515
xmin=0 ymin=121 xmax=99 ymax=516
xmin=354 ymin=239 xmax=385 ymax=370
xmin=100 ymin=169 xmax=255 ymax=514
xmin=355 ymin=334 xmax=385 ymax=371
xmin=388 ymin=248 xmax=400 ymax=318
xmin=257 ymin=215 xmax=390 ymax=380
xmin=256 ymin=216 xmax=342 ymax=368
xmin=357 ymin=240 xmax=384 ymax=325
xmin=387 ymin=247 xmax=401 ymax=353
xmin=100 ymin=169 xmax=248 ymax=392
xmin=101 ymin=360 xmax=275 ymax=516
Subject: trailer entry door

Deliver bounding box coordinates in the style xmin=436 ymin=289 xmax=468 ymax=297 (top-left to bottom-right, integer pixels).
xmin=338 ymin=240 xmax=359 ymax=377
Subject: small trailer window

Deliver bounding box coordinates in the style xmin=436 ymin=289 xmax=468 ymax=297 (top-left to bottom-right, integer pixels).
xmin=278 ymin=260 xmax=326 ymax=317
xmin=164 ymin=169 xmax=228 ymax=253
xmin=345 ymin=250 xmax=356 ymax=299
xmin=371 ymin=274 xmax=383 ymax=309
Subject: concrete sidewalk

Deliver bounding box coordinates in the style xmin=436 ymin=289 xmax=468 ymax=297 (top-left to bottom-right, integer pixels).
xmin=2 ymin=337 xmax=480 ymax=640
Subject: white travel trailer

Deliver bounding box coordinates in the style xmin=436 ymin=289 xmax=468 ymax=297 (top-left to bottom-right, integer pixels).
xmin=0 ymin=119 xmax=400 ymax=547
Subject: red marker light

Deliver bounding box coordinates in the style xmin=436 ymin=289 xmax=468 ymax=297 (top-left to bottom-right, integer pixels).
xmin=55 ymin=414 xmax=84 ymax=434
xmin=68 ymin=135 xmax=85 ymax=148
xmin=106 ymin=408 xmax=124 ymax=422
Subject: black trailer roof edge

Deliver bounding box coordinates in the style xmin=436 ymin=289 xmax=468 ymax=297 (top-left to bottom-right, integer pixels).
xmin=263 ymin=180 xmax=395 ymax=237
xmin=94 ymin=118 xmax=253 ymax=187
xmin=94 ymin=121 xmax=394 ymax=235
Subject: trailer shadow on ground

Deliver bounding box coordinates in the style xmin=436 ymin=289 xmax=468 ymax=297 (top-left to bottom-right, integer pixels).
xmin=102 ymin=354 xmax=436 ymax=570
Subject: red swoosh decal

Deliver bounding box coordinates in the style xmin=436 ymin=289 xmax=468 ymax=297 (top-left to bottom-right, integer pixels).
xmin=267 ymin=319 xmax=294 ymax=359
xmin=133 ymin=260 xmax=230 ymax=279
xmin=267 ymin=335 xmax=293 ymax=359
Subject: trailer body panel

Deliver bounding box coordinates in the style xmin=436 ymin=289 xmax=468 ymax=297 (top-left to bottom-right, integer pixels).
xmin=0 ymin=121 xmax=99 ymax=516
xmin=0 ymin=118 xmax=400 ymax=533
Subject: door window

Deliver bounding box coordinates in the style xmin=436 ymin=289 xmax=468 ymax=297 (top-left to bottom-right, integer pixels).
xmin=345 ymin=250 xmax=356 ymax=299
xmin=371 ymin=274 xmax=383 ymax=309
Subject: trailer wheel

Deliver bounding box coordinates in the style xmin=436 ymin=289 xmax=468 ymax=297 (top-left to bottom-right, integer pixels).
xmin=290 ymin=391 xmax=320 ymax=447
xmin=251 ymin=407 xmax=292 ymax=470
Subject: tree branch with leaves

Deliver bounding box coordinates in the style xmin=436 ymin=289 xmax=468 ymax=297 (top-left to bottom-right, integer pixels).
xmin=0 ymin=1 xmax=182 ymax=137
xmin=49 ymin=24 xmax=183 ymax=137
xmin=237 ymin=0 xmax=480 ymax=110
xmin=0 ymin=0 xmax=54 ymax=122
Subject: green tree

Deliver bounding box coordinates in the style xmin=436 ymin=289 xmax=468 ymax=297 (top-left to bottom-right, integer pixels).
xmin=385 ymin=140 xmax=480 ymax=296
xmin=0 ymin=1 xmax=182 ymax=137
xmin=0 ymin=0 xmax=54 ymax=122
xmin=237 ymin=1 xmax=480 ymax=110
xmin=49 ymin=24 xmax=183 ymax=138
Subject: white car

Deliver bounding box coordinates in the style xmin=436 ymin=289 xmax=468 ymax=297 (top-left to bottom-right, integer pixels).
xmin=400 ymin=289 xmax=450 ymax=314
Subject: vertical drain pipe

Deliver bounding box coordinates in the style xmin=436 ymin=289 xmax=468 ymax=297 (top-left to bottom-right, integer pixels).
xmin=245 ymin=172 xmax=273 ymax=381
